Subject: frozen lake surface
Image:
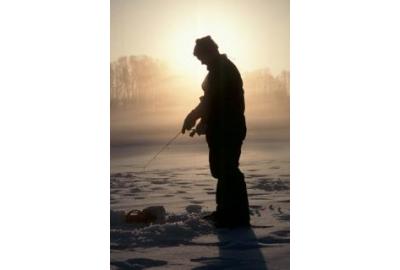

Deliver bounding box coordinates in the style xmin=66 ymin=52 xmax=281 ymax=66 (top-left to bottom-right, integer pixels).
xmin=111 ymin=139 xmax=289 ymax=270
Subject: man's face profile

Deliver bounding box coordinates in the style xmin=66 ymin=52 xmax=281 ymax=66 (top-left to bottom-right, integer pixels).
xmin=196 ymin=53 xmax=211 ymax=66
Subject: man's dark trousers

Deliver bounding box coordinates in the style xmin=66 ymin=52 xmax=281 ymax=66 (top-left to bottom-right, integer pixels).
xmin=207 ymin=137 xmax=250 ymax=224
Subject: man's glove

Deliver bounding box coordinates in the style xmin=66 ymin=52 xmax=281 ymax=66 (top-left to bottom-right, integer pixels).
xmin=181 ymin=111 xmax=196 ymax=134
xmin=189 ymin=119 xmax=207 ymax=137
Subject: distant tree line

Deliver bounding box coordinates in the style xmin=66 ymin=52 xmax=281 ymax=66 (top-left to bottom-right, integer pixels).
xmin=110 ymin=55 xmax=169 ymax=107
xmin=110 ymin=55 xmax=289 ymax=109
xmin=244 ymin=69 xmax=290 ymax=103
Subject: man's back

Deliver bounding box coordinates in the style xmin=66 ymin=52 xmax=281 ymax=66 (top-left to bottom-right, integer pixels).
xmin=203 ymin=54 xmax=246 ymax=142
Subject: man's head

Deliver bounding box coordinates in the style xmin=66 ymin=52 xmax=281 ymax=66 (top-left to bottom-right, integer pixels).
xmin=193 ymin=36 xmax=219 ymax=66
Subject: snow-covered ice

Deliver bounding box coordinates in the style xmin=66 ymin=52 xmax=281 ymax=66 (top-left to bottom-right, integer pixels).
xmin=111 ymin=141 xmax=289 ymax=269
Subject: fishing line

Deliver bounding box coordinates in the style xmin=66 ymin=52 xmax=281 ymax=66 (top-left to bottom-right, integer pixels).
xmin=142 ymin=130 xmax=182 ymax=171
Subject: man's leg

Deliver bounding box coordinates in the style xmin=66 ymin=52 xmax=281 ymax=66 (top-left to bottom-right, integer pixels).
xmin=216 ymin=142 xmax=250 ymax=226
xmin=203 ymin=143 xmax=223 ymax=222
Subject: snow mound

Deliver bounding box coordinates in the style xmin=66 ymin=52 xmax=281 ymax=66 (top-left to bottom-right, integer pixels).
xmin=111 ymin=212 xmax=214 ymax=249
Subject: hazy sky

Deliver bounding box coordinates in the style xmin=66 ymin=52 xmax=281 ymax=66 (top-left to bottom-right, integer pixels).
xmin=111 ymin=0 xmax=289 ymax=74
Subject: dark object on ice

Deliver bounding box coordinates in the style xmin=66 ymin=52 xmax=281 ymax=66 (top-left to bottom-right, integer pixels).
xmin=126 ymin=209 xmax=155 ymax=224
xmin=125 ymin=206 xmax=166 ymax=224
xmin=183 ymin=36 xmax=250 ymax=227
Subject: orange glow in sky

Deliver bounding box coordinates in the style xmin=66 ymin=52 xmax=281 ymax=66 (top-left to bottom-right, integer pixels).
xmin=111 ymin=0 xmax=289 ymax=76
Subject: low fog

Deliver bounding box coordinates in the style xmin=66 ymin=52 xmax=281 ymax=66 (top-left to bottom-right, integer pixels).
xmin=110 ymin=55 xmax=289 ymax=147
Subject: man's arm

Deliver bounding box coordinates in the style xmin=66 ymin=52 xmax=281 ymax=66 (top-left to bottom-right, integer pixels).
xmin=190 ymin=96 xmax=207 ymax=119
xmin=181 ymin=96 xmax=206 ymax=134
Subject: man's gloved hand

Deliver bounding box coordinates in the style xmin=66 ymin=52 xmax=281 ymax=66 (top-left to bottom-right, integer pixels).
xmin=181 ymin=111 xmax=196 ymax=134
xmin=189 ymin=120 xmax=207 ymax=137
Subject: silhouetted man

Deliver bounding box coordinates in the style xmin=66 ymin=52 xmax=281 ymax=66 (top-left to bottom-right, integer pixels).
xmin=181 ymin=36 xmax=250 ymax=228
